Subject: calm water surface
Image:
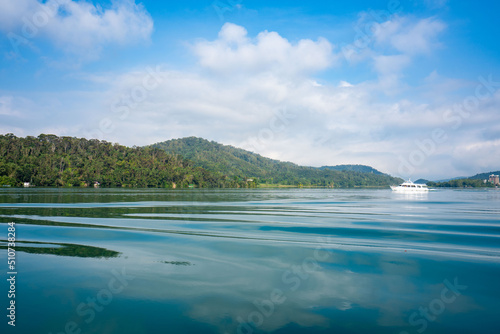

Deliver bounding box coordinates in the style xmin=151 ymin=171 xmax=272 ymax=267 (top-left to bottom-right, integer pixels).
xmin=1 ymin=188 xmax=499 ymax=334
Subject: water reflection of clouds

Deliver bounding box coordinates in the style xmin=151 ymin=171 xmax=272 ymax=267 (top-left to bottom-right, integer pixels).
xmin=18 ymin=229 xmax=484 ymax=333
xmin=99 ymin=238 xmax=476 ymax=333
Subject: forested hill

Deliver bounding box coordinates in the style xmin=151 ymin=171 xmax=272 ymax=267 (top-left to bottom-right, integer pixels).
xmin=0 ymin=134 xmax=402 ymax=188
xmin=151 ymin=136 xmax=296 ymax=179
xmin=468 ymin=171 xmax=500 ymax=180
xmin=0 ymin=134 xmax=245 ymax=188
xmin=319 ymin=165 xmax=383 ymax=174
xmin=426 ymin=170 xmax=499 ymax=188
xmin=151 ymin=137 xmax=403 ymax=187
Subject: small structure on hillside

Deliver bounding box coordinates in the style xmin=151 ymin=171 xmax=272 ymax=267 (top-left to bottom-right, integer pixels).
xmin=23 ymin=182 xmax=30 ymax=188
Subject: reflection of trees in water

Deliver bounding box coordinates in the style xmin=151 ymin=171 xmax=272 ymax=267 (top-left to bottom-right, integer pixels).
xmin=156 ymin=260 xmax=193 ymax=266
xmin=0 ymin=240 xmax=120 ymax=258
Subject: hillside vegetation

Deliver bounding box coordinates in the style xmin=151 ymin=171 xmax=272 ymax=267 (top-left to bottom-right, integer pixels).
xmin=319 ymin=165 xmax=383 ymax=174
xmin=426 ymin=171 xmax=499 ymax=188
xmin=427 ymin=178 xmax=495 ymax=188
xmin=0 ymin=134 xmax=245 ymax=188
xmin=151 ymin=137 xmax=402 ymax=187
xmin=468 ymin=171 xmax=500 ymax=180
xmin=0 ymin=134 xmax=403 ymax=188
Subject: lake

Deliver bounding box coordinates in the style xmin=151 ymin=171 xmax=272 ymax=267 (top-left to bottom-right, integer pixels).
xmin=1 ymin=188 xmax=499 ymax=334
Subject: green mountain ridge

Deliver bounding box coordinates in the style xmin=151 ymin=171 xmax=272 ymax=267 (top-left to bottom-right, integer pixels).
xmin=151 ymin=137 xmax=403 ymax=187
xmin=468 ymin=171 xmax=500 ymax=180
xmin=0 ymin=134 xmax=245 ymax=188
xmin=427 ymin=171 xmax=500 ymax=188
xmin=151 ymin=136 xmax=289 ymax=179
xmin=432 ymin=171 xmax=499 ymax=183
xmin=319 ymin=165 xmax=384 ymax=175
xmin=0 ymin=134 xmax=403 ymax=188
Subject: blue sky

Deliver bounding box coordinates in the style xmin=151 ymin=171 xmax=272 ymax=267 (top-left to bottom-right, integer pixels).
xmin=1 ymin=0 xmax=500 ymax=180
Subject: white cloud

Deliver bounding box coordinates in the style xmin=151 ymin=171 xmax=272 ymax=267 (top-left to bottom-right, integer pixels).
xmin=0 ymin=90 xmax=106 ymax=139
xmin=338 ymin=81 xmax=353 ymax=88
xmin=0 ymin=96 xmax=19 ymax=116
xmin=0 ymin=0 xmax=33 ymax=31
xmin=193 ymin=23 xmax=336 ymax=76
xmin=355 ymin=16 xmax=447 ymax=95
xmin=372 ymin=54 xmax=411 ymax=93
xmin=374 ymin=16 xmax=446 ymax=55
xmin=0 ymin=0 xmax=153 ymax=59
xmin=373 ymin=54 xmax=411 ymax=75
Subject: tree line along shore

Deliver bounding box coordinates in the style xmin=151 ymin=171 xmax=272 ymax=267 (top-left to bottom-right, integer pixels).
xmin=1 ymin=134 xmax=403 ymax=188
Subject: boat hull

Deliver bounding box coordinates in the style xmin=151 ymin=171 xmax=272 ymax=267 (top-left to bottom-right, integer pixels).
xmin=391 ymin=186 xmax=429 ymax=192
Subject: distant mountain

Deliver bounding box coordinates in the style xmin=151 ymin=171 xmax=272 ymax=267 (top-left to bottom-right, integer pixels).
xmin=319 ymin=165 xmax=384 ymax=175
xmin=468 ymin=171 xmax=500 ymax=180
xmin=427 ymin=170 xmax=500 ymax=188
xmin=414 ymin=179 xmax=430 ymax=184
xmin=433 ymin=171 xmax=500 ymax=183
xmin=428 ymin=178 xmax=495 ymax=188
xmin=152 ymin=137 xmax=403 ymax=187
xmin=434 ymin=176 xmax=468 ymax=183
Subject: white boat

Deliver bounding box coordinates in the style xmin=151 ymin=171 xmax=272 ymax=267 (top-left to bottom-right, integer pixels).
xmin=391 ymin=180 xmax=429 ymax=192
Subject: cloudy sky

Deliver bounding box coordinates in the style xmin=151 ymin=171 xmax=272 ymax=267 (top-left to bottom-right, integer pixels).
xmin=1 ymin=0 xmax=499 ymax=180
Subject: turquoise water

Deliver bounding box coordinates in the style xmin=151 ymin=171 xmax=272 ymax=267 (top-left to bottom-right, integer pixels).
xmin=1 ymin=188 xmax=499 ymax=334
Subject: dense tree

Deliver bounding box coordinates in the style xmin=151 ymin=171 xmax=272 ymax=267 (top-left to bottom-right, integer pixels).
xmin=427 ymin=179 xmax=494 ymax=188
xmin=152 ymin=137 xmax=403 ymax=187
xmin=0 ymin=134 xmax=247 ymax=188
xmin=1 ymin=134 xmax=404 ymax=188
